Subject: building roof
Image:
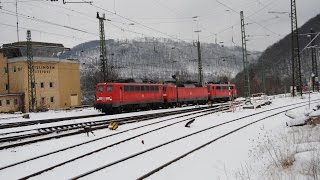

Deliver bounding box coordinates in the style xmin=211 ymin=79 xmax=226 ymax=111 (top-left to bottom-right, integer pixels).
xmin=2 ymin=41 xmax=65 ymax=48
xmin=1 ymin=41 xmax=70 ymax=59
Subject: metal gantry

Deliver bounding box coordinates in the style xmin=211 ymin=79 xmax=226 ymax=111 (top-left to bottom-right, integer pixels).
xmin=240 ymin=11 xmax=251 ymax=103
xmin=27 ymin=30 xmax=37 ymax=112
xmin=290 ymin=0 xmax=302 ymax=96
xmin=96 ymin=12 xmax=107 ymax=82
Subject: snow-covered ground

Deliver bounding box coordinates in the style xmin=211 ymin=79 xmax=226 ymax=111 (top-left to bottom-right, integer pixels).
xmin=0 ymin=93 xmax=320 ymax=179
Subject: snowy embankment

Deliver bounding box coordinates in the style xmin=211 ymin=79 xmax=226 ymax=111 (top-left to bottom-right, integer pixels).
xmin=246 ymin=95 xmax=320 ymax=180
xmin=0 ymin=94 xmax=320 ymax=179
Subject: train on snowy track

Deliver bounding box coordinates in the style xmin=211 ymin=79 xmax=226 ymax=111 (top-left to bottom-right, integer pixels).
xmin=95 ymin=81 xmax=237 ymax=114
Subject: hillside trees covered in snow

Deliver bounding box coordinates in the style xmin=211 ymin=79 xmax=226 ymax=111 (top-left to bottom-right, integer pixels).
xmin=66 ymin=38 xmax=260 ymax=104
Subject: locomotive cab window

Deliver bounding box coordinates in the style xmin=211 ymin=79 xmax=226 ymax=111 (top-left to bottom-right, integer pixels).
xmin=135 ymin=86 xmax=141 ymax=91
xmin=97 ymin=86 xmax=104 ymax=92
xmin=106 ymin=85 xmax=113 ymax=92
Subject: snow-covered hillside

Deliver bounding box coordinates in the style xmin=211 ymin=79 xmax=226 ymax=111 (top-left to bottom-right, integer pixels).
xmin=68 ymin=38 xmax=260 ymax=82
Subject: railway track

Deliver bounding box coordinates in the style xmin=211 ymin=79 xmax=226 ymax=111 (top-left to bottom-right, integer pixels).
xmin=0 ymin=103 xmax=234 ymax=179
xmin=66 ymin=99 xmax=320 ymax=180
xmin=0 ymin=113 xmax=105 ymax=130
xmin=0 ymin=104 xmax=228 ymax=150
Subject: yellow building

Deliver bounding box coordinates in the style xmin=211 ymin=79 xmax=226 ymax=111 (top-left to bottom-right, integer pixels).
xmin=0 ymin=41 xmax=81 ymax=113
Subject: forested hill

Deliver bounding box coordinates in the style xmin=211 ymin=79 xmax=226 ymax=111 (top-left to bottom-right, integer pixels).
xmin=67 ymin=37 xmax=260 ymax=104
xmin=68 ymin=37 xmax=260 ymax=82
xmin=234 ymin=14 xmax=320 ymax=96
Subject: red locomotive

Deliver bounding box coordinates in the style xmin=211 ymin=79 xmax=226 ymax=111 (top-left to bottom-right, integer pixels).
xmin=95 ymin=81 xmax=237 ymax=114
xmin=95 ymin=82 xmax=164 ymax=113
xmin=163 ymin=83 xmax=208 ymax=106
xmin=208 ymin=83 xmax=237 ymax=102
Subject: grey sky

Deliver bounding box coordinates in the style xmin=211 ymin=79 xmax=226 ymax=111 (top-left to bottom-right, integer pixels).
xmin=0 ymin=0 xmax=319 ymax=51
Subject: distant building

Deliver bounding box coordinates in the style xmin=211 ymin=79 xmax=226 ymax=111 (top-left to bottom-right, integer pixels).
xmin=0 ymin=41 xmax=81 ymax=113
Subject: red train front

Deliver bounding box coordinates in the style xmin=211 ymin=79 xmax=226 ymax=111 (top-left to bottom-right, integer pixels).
xmin=95 ymin=82 xmax=164 ymax=113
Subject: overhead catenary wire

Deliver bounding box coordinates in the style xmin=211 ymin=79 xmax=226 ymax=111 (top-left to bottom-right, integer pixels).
xmin=0 ymin=8 xmax=97 ymax=35
xmin=151 ymin=0 xmax=184 ymax=18
xmin=215 ymin=0 xmax=279 ymax=36
xmin=0 ymin=0 xmax=298 ymax=50
xmin=0 ymin=22 xmax=93 ymax=41
xmin=34 ymin=0 xmax=180 ymax=43
xmin=81 ymin=0 xmax=188 ymax=42
xmin=202 ymin=0 xmax=277 ymax=39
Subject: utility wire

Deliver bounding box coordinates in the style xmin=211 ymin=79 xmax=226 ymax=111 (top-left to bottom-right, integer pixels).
xmin=216 ymin=0 xmax=279 ymax=36
xmin=40 ymin=0 xmax=166 ymax=41
xmin=83 ymin=0 xmax=187 ymax=42
xmin=0 ymin=22 xmax=94 ymax=41
xmin=151 ymin=0 xmax=184 ymax=18
xmin=0 ymin=8 xmax=97 ymax=35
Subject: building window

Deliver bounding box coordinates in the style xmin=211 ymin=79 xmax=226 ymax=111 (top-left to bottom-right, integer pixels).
xmin=5 ymin=84 xmax=8 ymax=91
xmin=4 ymin=67 xmax=8 ymax=73
xmin=0 ymin=100 xmax=2 ymax=106
xmin=50 ymin=97 xmax=54 ymax=103
xmin=6 ymin=100 xmax=10 ymax=106
xmin=41 ymin=82 xmax=44 ymax=88
xmin=13 ymin=66 xmax=16 ymax=72
xmin=49 ymin=82 xmax=53 ymax=88
xmin=14 ymin=99 xmax=18 ymax=105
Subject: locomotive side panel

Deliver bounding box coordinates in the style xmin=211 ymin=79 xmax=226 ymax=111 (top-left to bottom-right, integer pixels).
xmin=121 ymin=84 xmax=164 ymax=105
xmin=177 ymin=86 xmax=208 ymax=104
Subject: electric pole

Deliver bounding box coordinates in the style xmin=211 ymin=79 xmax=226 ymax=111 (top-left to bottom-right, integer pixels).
xmin=240 ymin=11 xmax=251 ymax=104
xmin=15 ymin=0 xmax=19 ymax=41
xmin=290 ymin=0 xmax=302 ymax=96
xmin=27 ymin=30 xmax=37 ymax=112
xmin=197 ymin=39 xmax=203 ymax=85
xmin=96 ymin=12 xmax=107 ymax=82
xmin=310 ymin=28 xmax=318 ymax=91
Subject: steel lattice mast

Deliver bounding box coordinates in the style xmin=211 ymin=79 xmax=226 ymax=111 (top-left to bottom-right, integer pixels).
xmin=197 ymin=40 xmax=203 ymax=85
xmin=310 ymin=29 xmax=318 ymax=91
xmin=240 ymin=11 xmax=251 ymax=103
xmin=96 ymin=12 xmax=107 ymax=82
xmin=290 ymin=0 xmax=302 ymax=96
xmin=27 ymin=30 xmax=37 ymax=112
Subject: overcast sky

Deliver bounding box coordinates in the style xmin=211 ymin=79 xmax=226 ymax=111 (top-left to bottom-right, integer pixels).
xmin=0 ymin=0 xmax=319 ymax=51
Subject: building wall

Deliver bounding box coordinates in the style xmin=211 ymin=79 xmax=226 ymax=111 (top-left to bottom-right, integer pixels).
xmin=58 ymin=61 xmax=81 ymax=108
xmin=33 ymin=61 xmax=60 ymax=110
xmin=0 ymin=94 xmax=23 ymax=113
xmin=5 ymin=57 xmax=80 ymax=112
xmin=0 ymin=52 xmax=8 ymax=94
